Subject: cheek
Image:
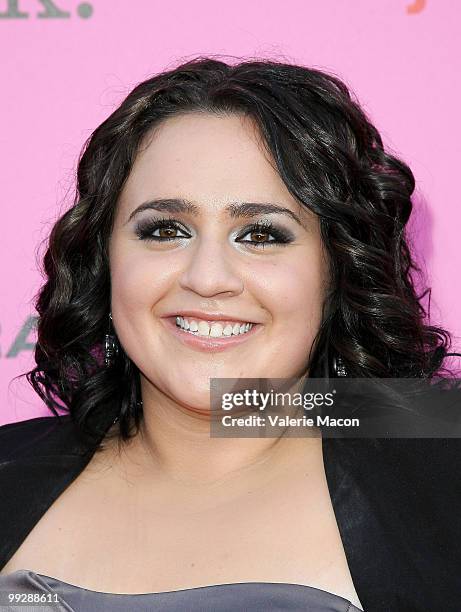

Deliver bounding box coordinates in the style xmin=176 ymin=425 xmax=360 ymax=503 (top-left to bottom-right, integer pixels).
xmin=262 ymin=257 xmax=326 ymax=322
xmin=108 ymin=243 xmax=168 ymax=361
xmin=109 ymin=243 xmax=170 ymax=311
xmin=257 ymin=255 xmax=327 ymax=368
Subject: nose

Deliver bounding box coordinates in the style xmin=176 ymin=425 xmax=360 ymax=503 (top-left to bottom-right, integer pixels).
xmin=178 ymin=237 xmax=244 ymax=298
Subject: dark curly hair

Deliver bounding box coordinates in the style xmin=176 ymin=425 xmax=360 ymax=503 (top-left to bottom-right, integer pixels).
xmin=22 ymin=54 xmax=460 ymax=450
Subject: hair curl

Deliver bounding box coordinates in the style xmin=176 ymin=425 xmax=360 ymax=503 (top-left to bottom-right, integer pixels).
xmin=23 ymin=54 xmax=460 ymax=450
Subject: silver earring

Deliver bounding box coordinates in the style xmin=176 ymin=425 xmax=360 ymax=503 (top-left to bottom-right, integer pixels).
xmin=333 ymin=354 xmax=348 ymax=377
xmin=104 ymin=312 xmax=119 ymax=368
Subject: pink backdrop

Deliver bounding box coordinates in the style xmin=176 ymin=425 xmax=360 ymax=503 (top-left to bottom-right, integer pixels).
xmin=1 ymin=0 xmax=460 ymax=425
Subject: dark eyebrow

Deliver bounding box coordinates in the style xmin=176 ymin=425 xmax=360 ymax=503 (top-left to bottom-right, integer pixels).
xmin=126 ymin=198 xmax=306 ymax=227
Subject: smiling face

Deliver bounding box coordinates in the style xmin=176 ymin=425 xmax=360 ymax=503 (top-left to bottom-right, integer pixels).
xmin=108 ymin=112 xmax=330 ymax=411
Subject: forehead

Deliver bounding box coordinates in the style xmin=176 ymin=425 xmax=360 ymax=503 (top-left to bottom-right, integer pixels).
xmin=117 ymin=112 xmax=312 ymax=222
xmin=135 ymin=111 xmax=272 ymax=179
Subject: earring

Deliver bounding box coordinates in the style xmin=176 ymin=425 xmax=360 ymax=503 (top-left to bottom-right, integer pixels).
xmin=112 ymin=399 xmax=143 ymax=425
xmin=104 ymin=312 xmax=119 ymax=368
xmin=333 ymin=354 xmax=348 ymax=377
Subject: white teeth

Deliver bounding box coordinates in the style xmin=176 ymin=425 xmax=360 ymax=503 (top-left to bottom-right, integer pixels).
xmin=223 ymin=324 xmax=233 ymax=336
xmin=210 ymin=323 xmax=223 ymax=337
xmin=198 ymin=321 xmax=210 ymax=336
xmin=175 ymin=316 xmax=254 ymax=338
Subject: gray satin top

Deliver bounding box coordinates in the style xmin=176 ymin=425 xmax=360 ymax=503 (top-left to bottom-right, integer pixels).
xmin=0 ymin=569 xmax=362 ymax=611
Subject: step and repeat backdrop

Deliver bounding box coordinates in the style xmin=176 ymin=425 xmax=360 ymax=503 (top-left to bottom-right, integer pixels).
xmin=1 ymin=0 xmax=460 ymax=424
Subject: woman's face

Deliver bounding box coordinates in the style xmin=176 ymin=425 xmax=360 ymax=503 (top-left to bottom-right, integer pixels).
xmin=109 ymin=112 xmax=330 ymax=410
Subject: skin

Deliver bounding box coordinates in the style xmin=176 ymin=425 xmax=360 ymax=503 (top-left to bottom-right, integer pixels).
xmin=108 ymin=111 xmax=331 ymax=484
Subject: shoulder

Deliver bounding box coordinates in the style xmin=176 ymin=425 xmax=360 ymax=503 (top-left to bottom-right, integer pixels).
xmin=0 ymin=414 xmax=95 ymax=462
xmin=324 ymin=437 xmax=461 ymax=608
xmin=0 ymin=412 xmax=113 ymax=462
xmin=381 ymin=439 xmax=461 ymax=606
xmin=325 ymin=436 xmax=461 ymax=550
xmin=331 ymin=437 xmax=461 ymax=501
xmin=0 ymin=414 xmax=73 ymax=459
xmin=0 ymin=414 xmax=101 ymax=571
xmin=372 ymin=437 xmax=461 ymax=486
xmin=379 ymin=438 xmax=461 ymax=520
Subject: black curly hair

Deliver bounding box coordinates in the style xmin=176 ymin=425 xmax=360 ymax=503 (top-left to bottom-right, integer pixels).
xmin=22 ymin=54 xmax=460 ymax=449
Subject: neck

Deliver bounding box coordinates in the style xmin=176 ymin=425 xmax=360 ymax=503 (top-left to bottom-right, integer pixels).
xmin=110 ymin=378 xmax=321 ymax=487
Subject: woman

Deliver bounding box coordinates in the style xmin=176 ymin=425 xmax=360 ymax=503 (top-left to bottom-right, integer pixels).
xmin=0 ymin=55 xmax=460 ymax=612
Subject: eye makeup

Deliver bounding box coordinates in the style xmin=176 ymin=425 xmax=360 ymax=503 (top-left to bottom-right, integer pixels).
xmin=133 ymin=216 xmax=295 ymax=249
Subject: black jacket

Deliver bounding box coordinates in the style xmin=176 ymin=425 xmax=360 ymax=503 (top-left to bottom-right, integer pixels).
xmin=0 ymin=413 xmax=460 ymax=612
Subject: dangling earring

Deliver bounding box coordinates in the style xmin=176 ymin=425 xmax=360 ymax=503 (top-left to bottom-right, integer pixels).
xmin=332 ymin=354 xmax=348 ymax=377
xmin=104 ymin=312 xmax=119 ymax=368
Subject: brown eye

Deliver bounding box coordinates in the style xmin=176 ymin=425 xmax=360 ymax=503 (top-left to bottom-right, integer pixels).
xmin=158 ymin=227 xmax=178 ymax=239
xmin=236 ymin=221 xmax=293 ymax=249
xmin=135 ymin=218 xmax=191 ymax=242
xmin=250 ymin=230 xmax=270 ymax=243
